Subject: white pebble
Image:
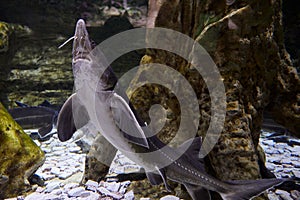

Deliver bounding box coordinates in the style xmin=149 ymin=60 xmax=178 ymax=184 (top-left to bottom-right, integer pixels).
xmin=45 ymin=181 xmax=61 ymax=193
xmin=124 ymin=190 xmax=134 ymax=200
xmin=160 ymin=195 xmax=180 ymax=200
xmin=68 ymin=187 xmax=86 ymax=197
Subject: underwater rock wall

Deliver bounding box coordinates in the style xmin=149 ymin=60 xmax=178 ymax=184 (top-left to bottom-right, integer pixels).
xmin=0 ymin=102 xmax=45 ymax=199
xmin=128 ymin=0 xmax=300 ymax=186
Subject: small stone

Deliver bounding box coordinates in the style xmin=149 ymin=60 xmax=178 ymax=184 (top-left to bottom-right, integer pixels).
xmin=266 ymin=163 xmax=276 ymax=170
xmin=68 ymin=187 xmax=86 ymax=197
xmin=275 ymin=143 xmax=288 ymax=149
xmin=124 ymin=190 xmax=134 ymax=200
xmin=281 ymin=158 xmax=292 ymax=165
xmin=111 ymin=166 xmax=125 ymax=174
xmin=52 ymin=146 xmax=66 ymax=151
xmin=117 ymin=157 xmax=135 ymax=166
xmin=25 ymin=192 xmax=41 ymax=200
xmin=33 ymin=140 xmax=41 ymax=147
xmin=283 ymin=167 xmax=293 ymax=173
xmin=119 ymin=180 xmax=131 ymax=194
xmin=262 ymin=140 xmax=275 ymax=146
xmin=160 ymin=195 xmax=180 ymax=200
xmin=58 ymin=171 xmax=73 ymax=179
xmin=41 ymin=164 xmax=53 ymax=172
xmin=140 ymin=198 xmax=151 ymax=200
xmin=85 ymin=180 xmax=98 ymax=187
xmin=291 ymin=152 xmax=300 ymax=157
xmin=42 ymin=174 xmax=56 ymax=181
xmin=97 ymin=187 xmax=123 ymax=199
xmin=69 ymin=146 xmax=81 ymax=153
xmin=50 ymin=167 xmax=60 ymax=176
xmin=292 ymin=161 xmax=300 ymax=168
xmin=268 ymin=156 xmax=283 ymax=164
xmin=50 ymin=188 xmax=62 ymax=195
xmin=105 ymin=181 xmax=120 ymax=192
xmin=267 ymin=192 xmax=281 ymax=200
xmin=45 ymin=181 xmax=61 ymax=193
xmin=42 ymin=193 xmax=61 ymax=200
xmin=290 ymin=190 xmax=300 ymax=200
xmin=97 ymin=186 xmax=110 ymax=195
xmin=292 ymin=170 xmax=300 ymax=178
xmin=291 ymin=146 xmax=300 ymax=153
xmin=35 ymin=186 xmax=45 ymax=193
xmin=275 ymin=189 xmax=293 ymax=200
xmin=64 ymin=182 xmax=79 ymax=190
xmin=85 ymin=180 xmax=98 ymax=192
xmin=77 ymin=192 xmax=100 ymax=200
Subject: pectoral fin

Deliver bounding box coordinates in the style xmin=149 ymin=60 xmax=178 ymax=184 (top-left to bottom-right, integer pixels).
xmin=146 ymin=167 xmax=172 ymax=192
xmin=57 ymin=93 xmax=89 ymax=141
xmin=110 ymin=93 xmax=149 ymax=148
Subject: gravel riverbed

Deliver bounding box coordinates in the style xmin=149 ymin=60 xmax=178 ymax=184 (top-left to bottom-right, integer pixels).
xmin=5 ymin=129 xmax=300 ymax=200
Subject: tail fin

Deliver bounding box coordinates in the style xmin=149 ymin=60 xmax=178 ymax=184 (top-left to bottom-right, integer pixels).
xmin=220 ymin=178 xmax=291 ymax=200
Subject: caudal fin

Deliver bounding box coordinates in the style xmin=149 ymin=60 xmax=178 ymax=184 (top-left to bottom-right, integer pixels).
xmin=220 ymin=178 xmax=291 ymax=200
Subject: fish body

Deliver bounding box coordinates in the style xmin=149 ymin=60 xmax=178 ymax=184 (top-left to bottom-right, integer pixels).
xmin=8 ymin=101 xmax=58 ymax=138
xmin=57 ymin=19 xmax=294 ymax=200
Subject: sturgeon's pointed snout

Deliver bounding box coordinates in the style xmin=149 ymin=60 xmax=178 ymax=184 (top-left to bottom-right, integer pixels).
xmin=73 ymin=19 xmax=92 ymax=61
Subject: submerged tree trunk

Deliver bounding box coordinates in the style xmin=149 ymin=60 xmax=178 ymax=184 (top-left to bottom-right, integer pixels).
xmin=128 ymin=0 xmax=299 ymax=198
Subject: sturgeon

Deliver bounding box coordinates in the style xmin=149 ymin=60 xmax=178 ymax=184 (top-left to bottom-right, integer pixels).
xmin=57 ymin=19 xmax=294 ymax=200
xmin=8 ymin=101 xmax=58 ymax=137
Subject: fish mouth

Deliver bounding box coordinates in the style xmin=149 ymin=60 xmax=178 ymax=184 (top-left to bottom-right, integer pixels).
xmin=72 ymin=19 xmax=92 ymax=62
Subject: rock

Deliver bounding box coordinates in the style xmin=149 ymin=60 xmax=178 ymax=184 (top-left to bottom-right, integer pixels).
xmin=275 ymin=189 xmax=293 ymax=200
xmin=63 ymin=183 xmax=79 ymax=191
xmin=124 ymin=190 xmax=134 ymax=200
xmin=119 ymin=180 xmax=131 ymax=194
xmin=267 ymin=192 xmax=281 ymax=200
xmin=67 ymin=187 xmax=86 ymax=197
xmin=292 ymin=170 xmax=300 ymax=178
xmin=0 ymin=103 xmax=45 ymax=199
xmin=85 ymin=180 xmax=98 ymax=192
xmin=97 ymin=187 xmax=123 ymax=199
xmin=281 ymin=158 xmax=293 ymax=165
xmin=41 ymin=174 xmax=56 ymax=181
xmin=160 ymin=195 xmax=180 ymax=200
xmin=77 ymin=191 xmax=100 ymax=200
xmin=24 ymin=192 xmax=42 ymax=200
xmin=290 ymin=190 xmax=300 ymax=200
xmin=262 ymin=140 xmax=276 ymax=146
xmin=45 ymin=181 xmax=61 ymax=193
xmin=69 ymin=146 xmax=81 ymax=153
xmin=50 ymin=189 xmax=62 ymax=195
xmin=35 ymin=187 xmax=44 ymax=193
xmin=40 ymin=193 xmax=61 ymax=200
xmin=50 ymin=167 xmax=60 ymax=176
xmin=105 ymin=181 xmax=120 ymax=192
xmin=58 ymin=171 xmax=73 ymax=180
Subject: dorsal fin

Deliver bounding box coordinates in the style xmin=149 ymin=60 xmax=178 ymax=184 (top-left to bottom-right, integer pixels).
xmin=177 ymin=137 xmax=205 ymax=170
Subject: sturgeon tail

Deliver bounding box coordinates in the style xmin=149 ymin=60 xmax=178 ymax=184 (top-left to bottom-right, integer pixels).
xmin=220 ymin=178 xmax=292 ymax=200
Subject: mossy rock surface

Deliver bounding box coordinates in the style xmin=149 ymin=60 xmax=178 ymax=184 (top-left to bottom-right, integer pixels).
xmin=0 ymin=102 xmax=45 ymax=199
